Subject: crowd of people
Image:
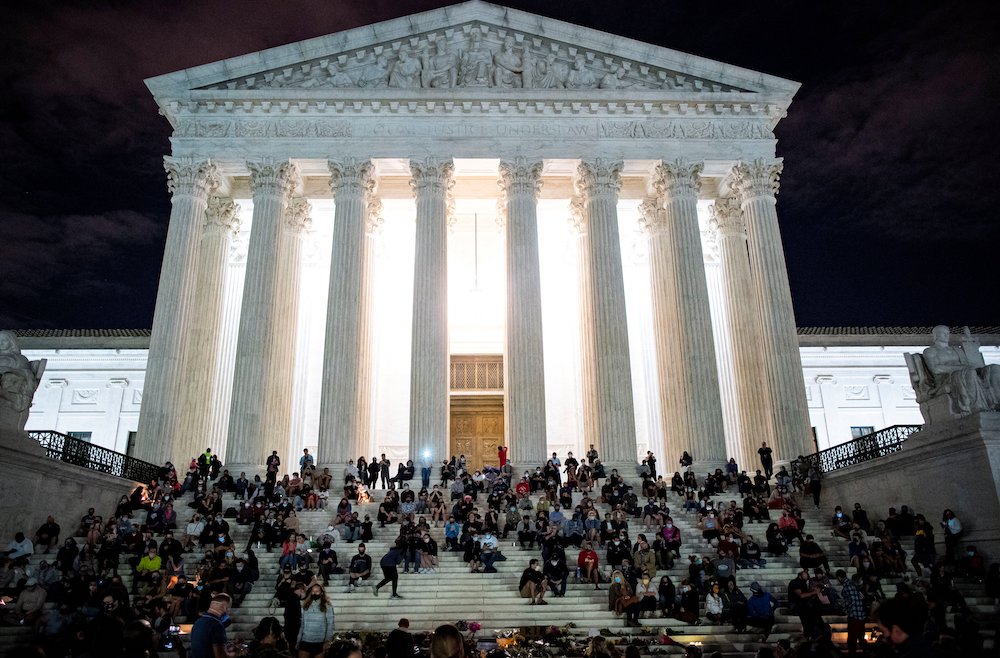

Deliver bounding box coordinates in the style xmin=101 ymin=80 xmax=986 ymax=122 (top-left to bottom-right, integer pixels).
xmin=1 ymin=442 xmax=998 ymax=658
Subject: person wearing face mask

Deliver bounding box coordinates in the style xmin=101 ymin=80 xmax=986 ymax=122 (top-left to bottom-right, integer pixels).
xmin=578 ymin=542 xmax=601 ymax=589
xmin=297 ymin=584 xmax=335 ymax=658
xmin=636 ymin=572 xmax=658 ymax=618
xmin=229 ymin=556 xmax=259 ymax=608
xmin=705 ymin=582 xmax=725 ymax=624
xmin=346 ymin=544 xmax=371 ymax=593
xmin=607 ymin=535 xmax=630 ymax=569
xmin=543 ymin=553 xmax=569 ymax=597
xmin=675 ymin=578 xmax=700 ymax=625
xmin=133 ymin=547 xmax=162 ymax=594
xmin=189 ymin=592 xmax=233 ymax=658
xmin=831 ymin=506 xmax=852 ymax=540
xmin=519 ymin=558 xmax=548 ymax=605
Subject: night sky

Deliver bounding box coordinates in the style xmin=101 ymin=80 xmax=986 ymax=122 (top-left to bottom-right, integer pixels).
xmin=2 ymin=1 xmax=998 ymax=329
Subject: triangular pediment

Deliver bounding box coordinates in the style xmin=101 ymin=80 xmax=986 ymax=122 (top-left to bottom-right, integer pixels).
xmin=146 ymin=1 xmax=798 ymax=104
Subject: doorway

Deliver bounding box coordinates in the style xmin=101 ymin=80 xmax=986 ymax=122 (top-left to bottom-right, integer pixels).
xmin=449 ymin=395 xmax=504 ymax=472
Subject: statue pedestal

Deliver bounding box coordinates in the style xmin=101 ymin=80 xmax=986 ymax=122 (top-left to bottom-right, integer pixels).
xmin=823 ymin=412 xmax=1000 ymax=558
xmin=0 ymin=428 xmax=45 ymax=457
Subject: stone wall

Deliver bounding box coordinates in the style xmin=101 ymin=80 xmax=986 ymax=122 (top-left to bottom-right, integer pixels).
xmin=0 ymin=431 xmax=139 ymax=545
xmin=820 ymin=412 xmax=1000 ymax=560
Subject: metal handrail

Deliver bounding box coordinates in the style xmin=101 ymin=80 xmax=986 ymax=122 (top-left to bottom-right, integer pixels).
xmin=27 ymin=430 xmax=160 ymax=484
xmin=791 ymin=424 xmax=922 ymax=474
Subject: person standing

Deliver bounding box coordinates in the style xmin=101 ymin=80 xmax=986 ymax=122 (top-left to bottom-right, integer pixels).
xmin=373 ymin=540 xmax=404 ymax=598
xmin=645 ymin=451 xmax=657 ymax=480
xmin=297 ymin=584 xmax=335 ymax=658
xmin=498 ymin=445 xmax=508 ymax=468
xmin=387 ymin=618 xmax=415 ymax=658
xmin=807 ymin=465 xmax=822 ymax=509
xmin=758 ymin=442 xmax=774 ymax=479
xmin=189 ymin=593 xmax=232 ymax=658
xmin=379 ymin=454 xmax=391 ymax=490
xmin=836 ymin=570 xmax=867 ymax=656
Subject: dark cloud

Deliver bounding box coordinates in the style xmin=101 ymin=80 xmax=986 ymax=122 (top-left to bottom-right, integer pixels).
xmin=1 ymin=0 xmax=998 ymax=328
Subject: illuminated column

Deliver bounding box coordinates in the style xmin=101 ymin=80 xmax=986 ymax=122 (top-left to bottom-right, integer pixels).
xmin=179 ymin=196 xmax=240 ymax=462
xmin=574 ymin=159 xmax=637 ymax=466
xmin=731 ymin=159 xmax=812 ymax=459
xmin=226 ymin=160 xmax=307 ymax=470
xmin=498 ymin=157 xmax=547 ymax=466
xmin=318 ymin=159 xmax=377 ymax=468
xmin=711 ymin=196 xmax=775 ymax=469
xmin=408 ymin=158 xmax=453 ymax=465
xmin=135 ymin=157 xmax=219 ymax=465
xmin=569 ymin=196 xmax=599 ymax=457
xmin=640 ymin=160 xmax=726 ymax=467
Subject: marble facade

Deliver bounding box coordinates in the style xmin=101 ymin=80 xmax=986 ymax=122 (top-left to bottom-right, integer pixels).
xmin=115 ymin=1 xmax=819 ymax=470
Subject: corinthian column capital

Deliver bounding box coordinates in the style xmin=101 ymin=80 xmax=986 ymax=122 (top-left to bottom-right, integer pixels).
xmin=285 ymin=198 xmax=313 ymax=234
xmin=409 ymin=157 xmax=455 ymax=196
xmin=637 ymin=196 xmax=668 ymax=236
xmin=574 ymin=158 xmax=623 ymax=203
xmin=164 ymin=157 xmax=220 ymax=200
xmin=328 ymin=158 xmax=375 ymax=199
xmin=709 ymin=196 xmax=745 ymax=236
xmin=204 ymin=196 xmax=241 ymax=236
xmin=653 ymin=159 xmax=703 ymax=200
xmin=731 ymin=158 xmax=783 ymax=203
xmin=498 ymin=157 xmax=544 ymax=199
xmin=248 ymin=159 xmax=300 ymax=200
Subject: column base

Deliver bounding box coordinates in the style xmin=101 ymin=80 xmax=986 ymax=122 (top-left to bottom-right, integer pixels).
xmin=223 ymin=464 xmax=268 ymax=480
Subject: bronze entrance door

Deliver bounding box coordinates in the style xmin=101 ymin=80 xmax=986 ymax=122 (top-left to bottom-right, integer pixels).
xmin=449 ymin=395 xmax=504 ymax=472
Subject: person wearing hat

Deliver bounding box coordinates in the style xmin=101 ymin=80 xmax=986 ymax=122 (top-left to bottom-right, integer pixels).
xmin=743 ymin=581 xmax=778 ymax=637
xmin=5 ymin=577 xmax=46 ymax=626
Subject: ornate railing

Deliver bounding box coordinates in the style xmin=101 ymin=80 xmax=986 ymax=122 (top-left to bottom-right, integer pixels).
xmin=27 ymin=430 xmax=160 ymax=483
xmin=792 ymin=425 xmax=922 ymax=474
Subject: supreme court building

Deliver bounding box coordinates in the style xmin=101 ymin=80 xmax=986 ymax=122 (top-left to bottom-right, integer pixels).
xmin=121 ymin=1 xmax=832 ymax=473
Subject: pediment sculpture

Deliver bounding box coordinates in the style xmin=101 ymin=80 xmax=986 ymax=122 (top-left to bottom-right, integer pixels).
xmin=202 ymin=23 xmax=744 ymax=93
xmin=0 ymin=330 xmax=47 ymax=432
xmin=905 ymin=325 xmax=1000 ymax=425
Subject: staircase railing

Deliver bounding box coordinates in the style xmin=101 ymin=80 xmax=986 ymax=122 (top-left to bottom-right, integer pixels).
xmin=792 ymin=424 xmax=922 ymax=474
xmin=27 ymin=430 xmax=160 ymax=484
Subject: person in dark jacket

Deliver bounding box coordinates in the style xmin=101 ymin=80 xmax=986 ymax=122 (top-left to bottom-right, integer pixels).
xmin=373 ymin=541 xmax=404 ymax=598
xmin=386 ymin=618 xmax=415 ymax=658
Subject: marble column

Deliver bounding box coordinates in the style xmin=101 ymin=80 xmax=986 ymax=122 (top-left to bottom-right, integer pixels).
xmin=640 ymin=160 xmax=727 ymax=467
xmin=498 ymin=158 xmax=547 ymax=467
xmin=178 ymin=196 xmax=240 ymax=462
xmin=135 ymin=157 xmax=219 ymax=465
xmin=569 ymin=197 xmax=599 ymax=458
xmin=318 ymin=159 xmax=377 ymax=467
xmin=574 ymin=159 xmax=637 ymax=466
xmin=731 ymin=159 xmax=813 ymax=459
xmin=226 ymin=160 xmax=307 ymax=471
xmin=408 ymin=158 xmax=454 ymax=465
xmin=710 ymin=196 xmax=776 ymax=470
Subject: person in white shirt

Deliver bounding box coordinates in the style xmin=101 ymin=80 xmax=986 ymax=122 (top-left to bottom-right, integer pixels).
xmin=3 ymin=533 xmax=34 ymax=560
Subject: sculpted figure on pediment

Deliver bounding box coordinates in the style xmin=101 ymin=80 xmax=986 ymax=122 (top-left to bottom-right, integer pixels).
xmin=533 ymin=53 xmax=567 ymax=89
xmin=357 ymin=55 xmax=390 ymax=88
xmin=566 ymin=55 xmax=598 ymax=89
xmin=388 ymin=48 xmax=422 ymax=88
xmin=492 ymin=36 xmax=525 ymax=88
xmin=459 ymin=31 xmax=493 ymax=87
xmin=328 ymin=62 xmax=355 ymax=88
xmin=421 ymin=40 xmax=458 ymax=88
xmin=599 ymin=66 xmax=644 ymax=90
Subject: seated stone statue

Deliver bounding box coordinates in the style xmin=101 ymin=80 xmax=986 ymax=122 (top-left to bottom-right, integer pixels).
xmin=0 ymin=330 xmax=47 ymax=432
xmin=905 ymin=325 xmax=1000 ymax=424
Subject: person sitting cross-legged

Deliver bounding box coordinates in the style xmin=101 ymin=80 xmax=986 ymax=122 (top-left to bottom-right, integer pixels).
xmin=543 ymin=554 xmax=569 ymax=597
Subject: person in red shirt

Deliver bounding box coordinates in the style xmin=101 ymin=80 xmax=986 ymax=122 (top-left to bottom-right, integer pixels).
xmin=578 ymin=542 xmax=600 ymax=589
xmin=498 ymin=446 xmax=508 ymax=468
xmin=515 ymin=477 xmax=530 ymax=498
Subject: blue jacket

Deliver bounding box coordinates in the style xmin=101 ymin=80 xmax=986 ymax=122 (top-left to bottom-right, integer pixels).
xmin=746 ymin=591 xmax=778 ymax=618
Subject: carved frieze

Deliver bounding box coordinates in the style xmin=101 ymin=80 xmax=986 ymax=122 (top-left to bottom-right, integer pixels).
xmin=199 ymin=23 xmax=749 ymax=94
